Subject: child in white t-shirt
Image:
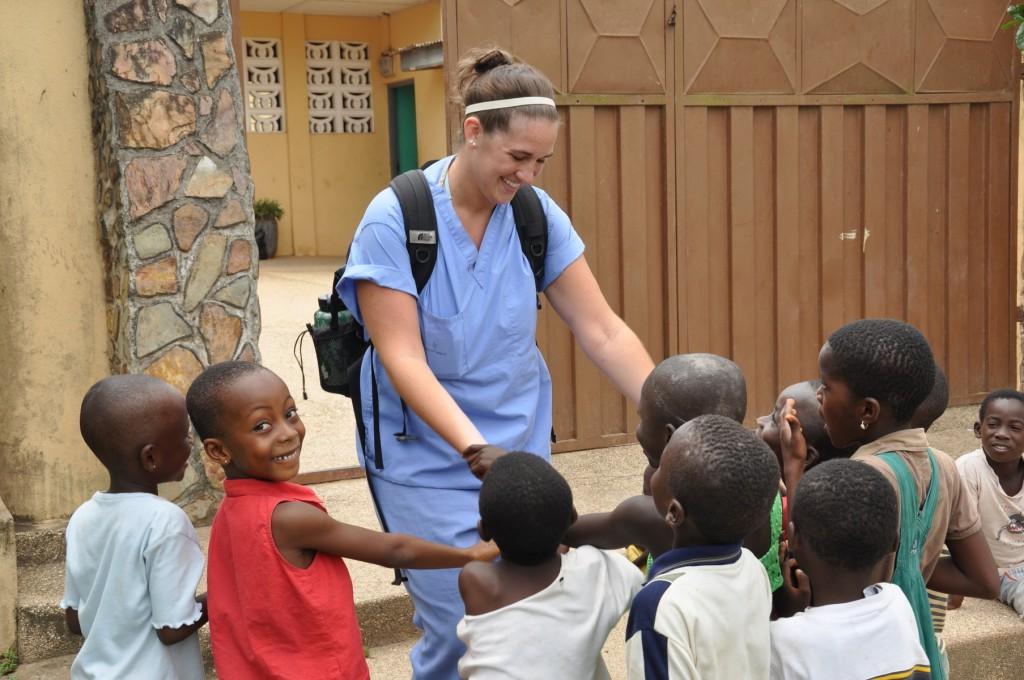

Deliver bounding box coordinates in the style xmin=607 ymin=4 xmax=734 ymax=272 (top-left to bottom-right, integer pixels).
xmin=770 ymin=460 xmax=929 ymax=680
xmin=956 ymin=389 xmax=1024 ymax=617
xmin=61 ymin=375 xmax=207 ymax=680
xmin=456 ymin=453 xmax=642 ymax=679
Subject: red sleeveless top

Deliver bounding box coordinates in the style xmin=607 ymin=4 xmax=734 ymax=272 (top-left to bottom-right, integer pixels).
xmin=208 ymin=479 xmax=369 ymax=679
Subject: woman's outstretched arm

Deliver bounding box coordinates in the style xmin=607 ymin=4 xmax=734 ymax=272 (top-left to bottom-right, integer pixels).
xmin=545 ymin=256 xmax=655 ymax=404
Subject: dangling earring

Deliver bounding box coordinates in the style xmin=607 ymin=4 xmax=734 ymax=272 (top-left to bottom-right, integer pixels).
xmin=470 ymin=138 xmax=477 ymax=148
xmin=859 ymin=420 xmax=867 ymax=431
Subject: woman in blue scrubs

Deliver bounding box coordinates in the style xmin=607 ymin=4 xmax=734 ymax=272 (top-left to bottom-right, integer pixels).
xmin=338 ymin=47 xmax=655 ymax=679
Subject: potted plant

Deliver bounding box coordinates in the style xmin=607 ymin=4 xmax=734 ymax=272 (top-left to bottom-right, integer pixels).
xmin=253 ymin=198 xmax=284 ymax=260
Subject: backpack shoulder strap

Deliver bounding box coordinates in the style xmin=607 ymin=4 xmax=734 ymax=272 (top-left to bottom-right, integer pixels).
xmin=389 ymin=169 xmax=437 ymax=294
xmin=510 ymin=185 xmax=547 ymax=293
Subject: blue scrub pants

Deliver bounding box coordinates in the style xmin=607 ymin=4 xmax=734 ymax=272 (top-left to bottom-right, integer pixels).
xmin=369 ymin=474 xmax=480 ymax=680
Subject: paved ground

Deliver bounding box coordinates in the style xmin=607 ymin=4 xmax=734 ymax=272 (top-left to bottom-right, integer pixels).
xmin=256 ymin=256 xmax=359 ymax=473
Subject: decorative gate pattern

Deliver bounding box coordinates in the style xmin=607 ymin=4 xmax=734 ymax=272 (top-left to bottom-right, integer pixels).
xmin=446 ymin=0 xmax=1019 ymax=448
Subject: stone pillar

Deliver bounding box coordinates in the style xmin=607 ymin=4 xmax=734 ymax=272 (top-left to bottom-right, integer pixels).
xmin=84 ymin=0 xmax=260 ymax=520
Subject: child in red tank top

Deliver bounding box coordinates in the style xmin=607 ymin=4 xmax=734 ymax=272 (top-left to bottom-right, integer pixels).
xmin=187 ymin=362 xmax=497 ymax=680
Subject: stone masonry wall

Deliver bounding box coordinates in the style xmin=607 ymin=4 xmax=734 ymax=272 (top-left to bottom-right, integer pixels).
xmin=84 ymin=0 xmax=259 ymax=521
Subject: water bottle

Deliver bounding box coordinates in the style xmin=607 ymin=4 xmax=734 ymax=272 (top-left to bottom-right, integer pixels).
xmin=314 ymin=294 xmax=352 ymax=331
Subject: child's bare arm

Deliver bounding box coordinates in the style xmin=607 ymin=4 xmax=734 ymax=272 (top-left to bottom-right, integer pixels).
xmin=65 ymin=608 xmax=82 ymax=636
xmin=779 ymin=399 xmax=808 ymax=494
xmin=926 ymin=531 xmax=999 ymax=599
xmin=272 ymin=502 xmax=497 ymax=568
xmin=155 ymin=593 xmax=208 ymax=646
xmin=563 ymin=495 xmax=672 ymax=556
xmin=458 ymin=561 xmax=499 ymax=616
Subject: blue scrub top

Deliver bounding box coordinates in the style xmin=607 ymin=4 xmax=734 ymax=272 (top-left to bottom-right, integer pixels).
xmin=338 ymin=156 xmax=585 ymax=490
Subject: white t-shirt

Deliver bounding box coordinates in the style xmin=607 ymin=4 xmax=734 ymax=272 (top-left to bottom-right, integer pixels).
xmin=769 ymin=583 xmax=930 ymax=680
xmin=456 ymin=546 xmax=643 ymax=679
xmin=956 ymin=449 xmax=1024 ymax=572
xmin=61 ymin=492 xmax=205 ymax=680
xmin=626 ymin=545 xmax=771 ymax=680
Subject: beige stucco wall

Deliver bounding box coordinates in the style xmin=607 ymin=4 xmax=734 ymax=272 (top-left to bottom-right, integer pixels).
xmin=0 ymin=1 xmax=110 ymax=520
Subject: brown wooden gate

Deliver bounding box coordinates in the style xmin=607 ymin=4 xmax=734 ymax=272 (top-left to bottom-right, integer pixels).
xmin=444 ymin=0 xmax=1019 ymax=451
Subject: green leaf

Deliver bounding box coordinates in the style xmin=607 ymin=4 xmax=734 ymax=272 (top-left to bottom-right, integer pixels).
xmin=1016 ymin=23 xmax=1024 ymax=51
xmin=1002 ymin=19 xmax=1019 ymax=31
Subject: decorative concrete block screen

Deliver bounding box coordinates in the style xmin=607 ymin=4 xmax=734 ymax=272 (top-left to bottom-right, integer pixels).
xmin=84 ymin=0 xmax=260 ymax=519
xmin=243 ymin=38 xmax=284 ymax=132
xmin=306 ymin=40 xmax=374 ymax=133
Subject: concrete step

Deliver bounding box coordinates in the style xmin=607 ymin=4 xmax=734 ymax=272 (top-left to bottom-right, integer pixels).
xmin=945 ymin=597 xmax=1024 ymax=678
xmin=14 ymin=563 xmax=80 ymax=663
xmin=14 ymin=520 xmax=66 ymax=569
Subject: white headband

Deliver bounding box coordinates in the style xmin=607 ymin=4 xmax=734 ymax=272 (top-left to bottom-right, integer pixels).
xmin=464 ymin=96 xmax=556 ymax=116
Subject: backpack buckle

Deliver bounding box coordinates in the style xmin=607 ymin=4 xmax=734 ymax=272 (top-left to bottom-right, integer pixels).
xmin=413 ymin=246 xmax=432 ymax=264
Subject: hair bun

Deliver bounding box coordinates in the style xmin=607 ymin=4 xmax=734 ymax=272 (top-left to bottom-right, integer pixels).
xmin=474 ymin=49 xmax=512 ymax=74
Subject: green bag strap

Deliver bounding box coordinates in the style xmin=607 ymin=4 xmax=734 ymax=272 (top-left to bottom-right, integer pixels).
xmin=758 ymin=491 xmax=784 ymax=592
xmin=879 ymin=449 xmax=944 ymax=680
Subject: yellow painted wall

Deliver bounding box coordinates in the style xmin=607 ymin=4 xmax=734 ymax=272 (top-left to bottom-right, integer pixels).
xmin=241 ymin=0 xmax=446 ymax=256
xmin=239 ymin=12 xmax=298 ymax=257
xmin=383 ymin=0 xmax=448 ymax=164
xmin=0 ymin=1 xmax=110 ymax=520
xmin=305 ymin=15 xmax=392 ymax=256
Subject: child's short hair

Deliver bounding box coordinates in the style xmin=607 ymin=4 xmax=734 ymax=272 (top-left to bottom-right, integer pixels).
xmin=911 ymin=366 xmax=948 ymax=431
xmin=186 ymin=361 xmax=267 ymax=440
xmin=80 ymin=374 xmax=179 ymax=468
xmin=479 ymin=453 xmax=573 ymax=566
xmin=644 ymin=353 xmax=746 ymax=426
xmin=791 ymin=459 xmax=898 ymax=571
xmin=666 ymin=414 xmax=778 ymax=543
xmin=827 ymin=319 xmax=935 ymax=423
xmin=979 ymin=388 xmax=1024 ymax=420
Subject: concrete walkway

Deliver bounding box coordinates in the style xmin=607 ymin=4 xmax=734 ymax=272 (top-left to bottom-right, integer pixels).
xmin=256 ymin=256 xmax=359 ymax=473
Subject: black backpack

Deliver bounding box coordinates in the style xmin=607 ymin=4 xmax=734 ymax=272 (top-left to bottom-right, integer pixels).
xmin=307 ymin=168 xmax=548 ymax=471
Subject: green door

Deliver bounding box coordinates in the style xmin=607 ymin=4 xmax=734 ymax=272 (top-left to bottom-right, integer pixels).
xmin=390 ymin=83 xmax=418 ymax=176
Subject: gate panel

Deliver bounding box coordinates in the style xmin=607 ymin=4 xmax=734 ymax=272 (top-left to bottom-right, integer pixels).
xmin=677 ymin=101 xmax=1018 ymax=418
xmin=537 ymin=104 xmax=668 ymax=451
xmin=446 ymin=0 xmax=670 ymax=452
xmin=447 ymin=0 xmax=1017 ymax=451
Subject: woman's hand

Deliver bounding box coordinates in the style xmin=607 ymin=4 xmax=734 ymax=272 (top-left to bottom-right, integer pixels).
xmin=462 ymin=444 xmax=508 ymax=479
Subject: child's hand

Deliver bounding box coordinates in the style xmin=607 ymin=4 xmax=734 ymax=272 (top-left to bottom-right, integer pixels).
xmin=467 ymin=539 xmax=500 ymax=563
xmin=779 ymin=399 xmax=808 ymax=470
xmin=461 ymin=444 xmax=507 ymax=479
xmin=947 ymin=593 xmax=965 ymax=610
xmin=779 ymin=398 xmax=810 ymax=495
xmin=776 ymin=540 xmax=811 ymax=617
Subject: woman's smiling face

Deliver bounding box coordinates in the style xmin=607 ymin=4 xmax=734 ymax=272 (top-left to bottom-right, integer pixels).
xmin=466 ymin=114 xmax=558 ymax=205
